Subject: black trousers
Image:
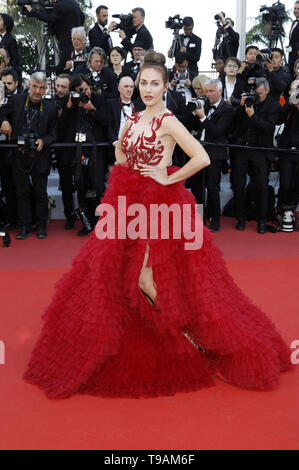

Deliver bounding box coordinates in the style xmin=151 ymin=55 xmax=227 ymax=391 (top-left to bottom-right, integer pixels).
xmin=232 ymin=150 xmax=268 ymax=222
xmin=205 ymin=159 xmax=224 ymax=224
xmin=278 ymin=153 xmax=299 ymax=207
xmin=12 ymin=157 xmax=49 ymax=228
xmin=58 ymin=163 xmax=74 ymax=220
xmin=0 ymin=152 xmax=18 ymax=224
xmin=76 ymin=149 xmax=107 ymax=224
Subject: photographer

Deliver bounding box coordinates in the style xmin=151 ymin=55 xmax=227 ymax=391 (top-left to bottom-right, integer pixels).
xmin=119 ymin=7 xmax=153 ymax=54
xmin=239 ymin=45 xmax=267 ymax=83
xmin=277 ymin=79 xmax=299 ymax=212
xmin=121 ymin=41 xmax=145 ymax=82
xmin=168 ymin=17 xmax=202 ymax=74
xmin=0 ymin=72 xmax=57 ymax=240
xmin=287 ymin=1 xmax=299 ymax=74
xmin=169 ymin=52 xmax=197 ymax=104
xmin=24 ymin=0 xmax=85 ymax=54
xmin=89 ymin=5 xmax=117 ymax=55
xmin=59 ymin=74 xmax=109 ymax=235
xmin=0 ymin=67 xmax=19 ymax=230
xmin=0 ymin=14 xmax=20 ymax=80
xmin=264 ymin=48 xmax=291 ymax=101
xmin=56 ymin=27 xmax=88 ymax=76
xmin=76 ymin=47 xmax=118 ymax=99
xmin=231 ymin=77 xmax=281 ymax=234
xmin=190 ymin=79 xmax=234 ymax=231
xmin=221 ymin=57 xmax=245 ymax=104
xmin=215 ymin=13 xmax=239 ymax=61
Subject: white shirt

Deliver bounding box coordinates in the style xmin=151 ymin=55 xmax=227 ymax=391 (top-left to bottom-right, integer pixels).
xmin=224 ymin=77 xmax=236 ymax=100
xmin=117 ymin=102 xmax=133 ymax=140
xmin=200 ymin=99 xmax=222 ymax=141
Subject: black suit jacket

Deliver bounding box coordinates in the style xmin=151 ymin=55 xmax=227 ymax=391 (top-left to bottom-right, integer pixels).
xmin=193 ymin=99 xmax=234 ymax=160
xmin=218 ymin=26 xmax=239 ymax=60
xmin=0 ymin=33 xmax=19 ymax=70
xmin=177 ymin=33 xmax=202 ymax=72
xmin=289 ymin=20 xmax=299 ymax=67
xmin=88 ymin=23 xmax=113 ymax=55
xmin=58 ymin=92 xmax=109 ymax=165
xmin=55 ymin=47 xmax=88 ymax=75
xmin=28 ymin=0 xmax=85 ymax=51
xmin=0 ymin=93 xmax=57 ymax=172
xmin=265 ymin=67 xmax=291 ymax=101
xmin=121 ymin=24 xmax=153 ymax=53
xmin=221 ymin=74 xmax=246 ymax=101
xmin=121 ymin=61 xmax=140 ymax=81
xmin=107 ymin=98 xmax=142 ymax=144
xmin=75 ymin=64 xmax=118 ymax=100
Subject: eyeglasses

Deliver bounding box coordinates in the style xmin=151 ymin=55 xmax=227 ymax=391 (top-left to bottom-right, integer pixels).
xmin=226 ymin=64 xmax=239 ymax=69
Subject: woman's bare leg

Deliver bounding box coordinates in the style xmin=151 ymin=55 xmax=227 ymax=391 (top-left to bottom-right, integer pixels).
xmin=138 ymin=244 xmax=157 ymax=303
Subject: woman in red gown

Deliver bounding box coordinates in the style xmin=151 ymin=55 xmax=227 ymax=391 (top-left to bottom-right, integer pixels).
xmin=23 ymin=51 xmax=293 ymax=399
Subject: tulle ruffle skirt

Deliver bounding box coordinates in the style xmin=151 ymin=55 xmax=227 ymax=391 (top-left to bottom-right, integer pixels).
xmin=23 ymin=165 xmax=293 ymax=398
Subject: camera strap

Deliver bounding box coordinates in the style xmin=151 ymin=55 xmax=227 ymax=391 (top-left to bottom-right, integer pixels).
xmin=24 ymin=94 xmax=43 ymax=132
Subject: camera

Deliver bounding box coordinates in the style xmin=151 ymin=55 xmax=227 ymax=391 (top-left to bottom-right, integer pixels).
xmin=165 ymin=14 xmax=183 ymax=31
xmin=112 ymin=13 xmax=135 ymax=38
xmin=256 ymin=48 xmax=273 ymax=63
xmin=214 ymin=12 xmax=225 ymax=21
xmin=70 ymin=89 xmax=89 ymax=106
xmin=260 ymin=1 xmax=287 ymax=24
xmin=187 ymin=95 xmax=208 ymax=112
xmin=17 ymin=132 xmax=38 ymax=154
xmin=244 ymin=77 xmax=260 ymax=107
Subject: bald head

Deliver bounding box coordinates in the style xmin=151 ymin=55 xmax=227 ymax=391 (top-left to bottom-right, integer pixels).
xmin=118 ymin=76 xmax=134 ymax=102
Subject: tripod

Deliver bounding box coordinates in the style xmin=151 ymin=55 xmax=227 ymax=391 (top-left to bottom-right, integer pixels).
xmin=168 ymin=29 xmax=183 ymax=66
xmin=37 ymin=24 xmax=59 ymax=75
xmin=264 ymin=21 xmax=288 ymax=64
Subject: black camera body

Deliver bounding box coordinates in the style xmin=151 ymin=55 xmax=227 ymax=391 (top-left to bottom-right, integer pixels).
xmin=256 ymin=48 xmax=273 ymax=63
xmin=214 ymin=12 xmax=225 ymax=21
xmin=17 ymin=132 xmax=38 ymax=154
xmin=112 ymin=13 xmax=135 ymax=38
xmin=244 ymin=77 xmax=260 ymax=108
xmin=165 ymin=15 xmax=183 ymax=31
xmin=260 ymin=1 xmax=287 ymax=24
xmin=70 ymin=89 xmax=89 ymax=106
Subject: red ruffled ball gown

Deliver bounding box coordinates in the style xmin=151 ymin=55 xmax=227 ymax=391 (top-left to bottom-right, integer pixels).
xmin=23 ymin=111 xmax=293 ymax=399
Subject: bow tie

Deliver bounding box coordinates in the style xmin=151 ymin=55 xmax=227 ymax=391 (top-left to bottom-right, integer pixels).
xmin=209 ymin=105 xmax=216 ymax=110
xmin=122 ymin=102 xmax=131 ymax=107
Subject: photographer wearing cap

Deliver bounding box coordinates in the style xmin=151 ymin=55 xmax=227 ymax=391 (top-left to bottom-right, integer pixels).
xmin=24 ymin=0 xmax=85 ymax=55
xmin=59 ymin=74 xmax=109 ymax=235
xmin=119 ymin=7 xmax=153 ymax=54
xmin=264 ymin=48 xmax=291 ymax=101
xmin=0 ymin=71 xmax=57 ymax=240
xmin=216 ymin=13 xmax=239 ymax=61
xmin=231 ymin=77 xmax=281 ymax=234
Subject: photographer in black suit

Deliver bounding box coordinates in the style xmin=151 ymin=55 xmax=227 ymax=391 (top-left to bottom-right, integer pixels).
xmin=231 ymin=78 xmax=281 ymax=234
xmin=221 ymin=57 xmax=245 ymax=104
xmin=88 ymin=5 xmax=117 ymax=55
xmin=216 ymin=13 xmax=239 ymax=61
xmin=0 ymin=72 xmax=57 ymax=239
xmin=264 ymin=48 xmax=291 ymax=101
xmin=76 ymin=47 xmax=118 ymax=100
xmin=191 ymin=79 xmax=234 ymax=231
xmin=59 ymin=74 xmax=109 ymax=235
xmin=24 ymin=0 xmax=85 ymax=54
xmin=0 ymin=14 xmax=20 ymax=79
xmin=119 ymin=7 xmax=153 ymax=54
xmin=168 ymin=17 xmax=202 ymax=74
xmin=56 ymin=26 xmax=88 ymax=76
xmin=287 ymin=1 xmax=299 ymax=74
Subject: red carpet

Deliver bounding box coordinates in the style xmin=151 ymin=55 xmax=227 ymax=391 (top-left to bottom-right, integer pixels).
xmin=0 ymin=218 xmax=298 ymax=450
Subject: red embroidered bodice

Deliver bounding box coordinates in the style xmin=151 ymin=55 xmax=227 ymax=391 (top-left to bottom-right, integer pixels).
xmin=121 ymin=111 xmax=173 ymax=169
